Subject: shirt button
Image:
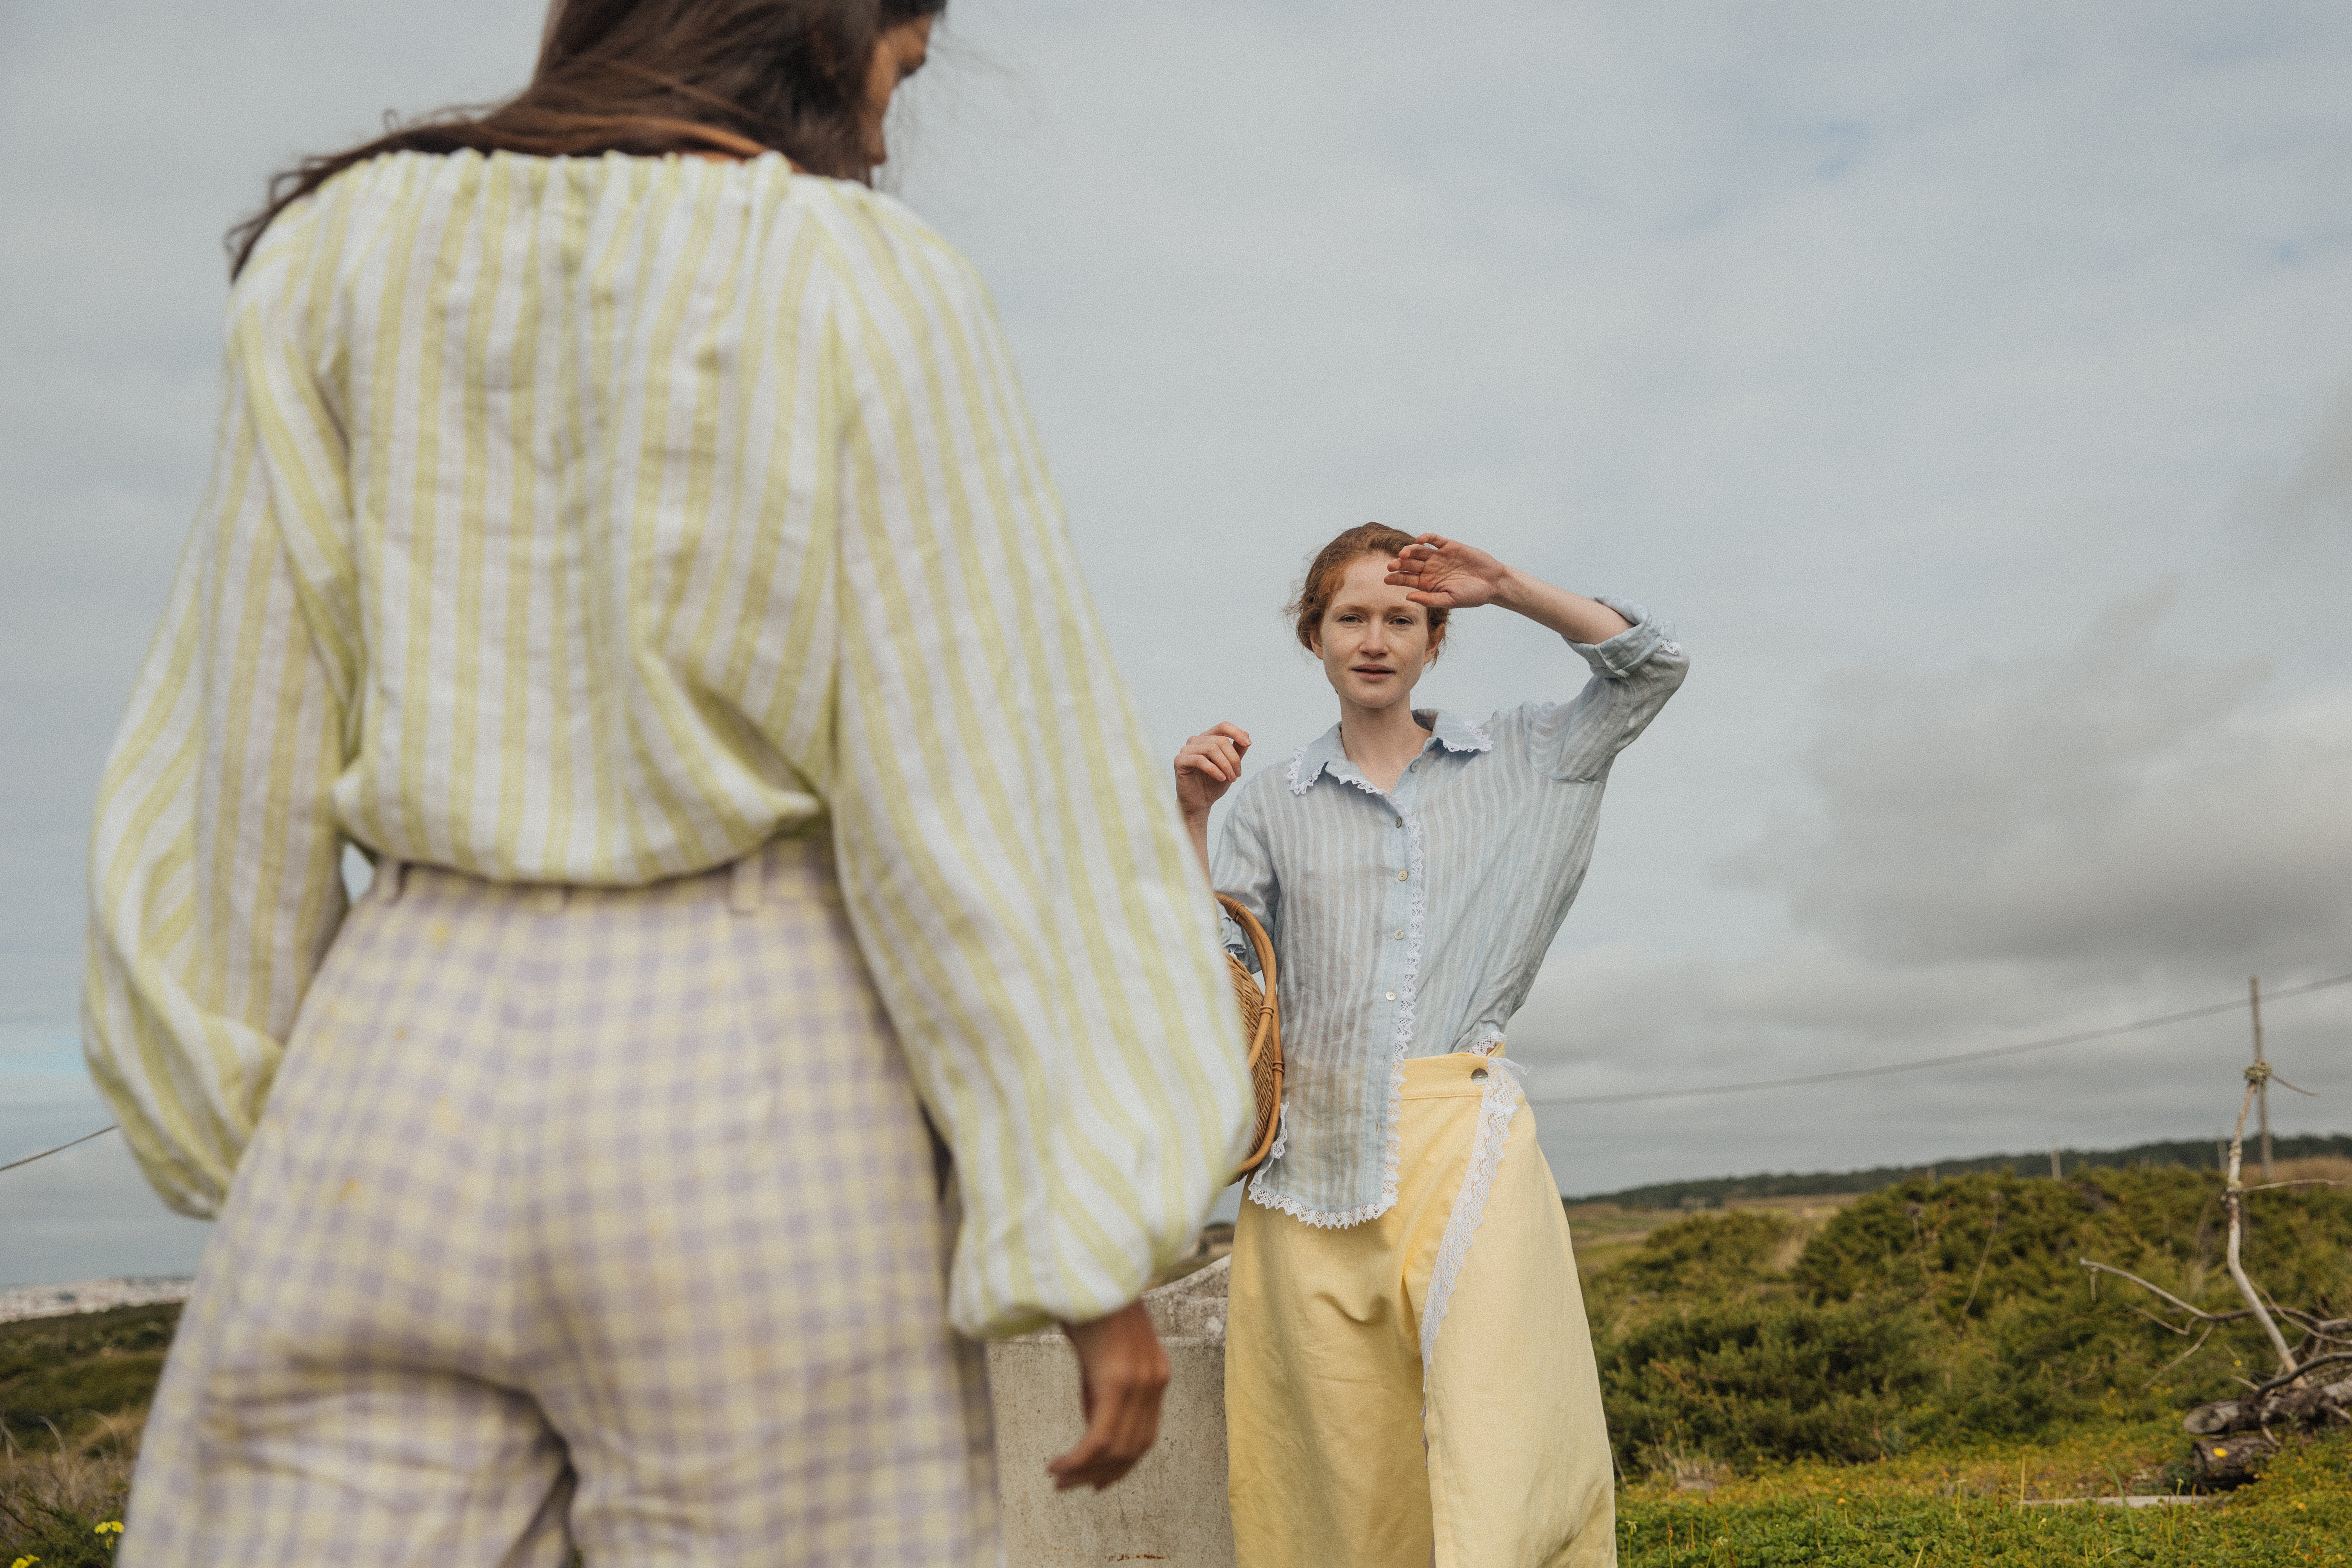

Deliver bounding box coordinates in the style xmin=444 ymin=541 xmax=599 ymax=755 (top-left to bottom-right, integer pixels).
xmin=1397 ymin=870 xmax=1409 ymax=882
xmin=1394 ymin=818 xmax=1403 ymax=828
xmin=1394 ymin=929 xmax=1405 ymax=940
xmin=1385 ymin=991 xmax=1397 ymax=1001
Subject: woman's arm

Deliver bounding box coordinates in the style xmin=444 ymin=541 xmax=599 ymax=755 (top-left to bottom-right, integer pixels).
xmin=1174 ymin=722 xmax=1250 ymax=879
xmin=1385 ymin=534 xmax=1631 ymax=642
xmin=85 ymin=294 xmax=355 ymax=1218
xmin=814 ymin=201 xmax=1253 ymax=1341
xmin=1388 ymin=533 xmax=1687 ymax=779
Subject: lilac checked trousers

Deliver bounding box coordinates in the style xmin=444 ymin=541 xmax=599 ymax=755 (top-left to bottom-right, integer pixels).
xmin=121 ymin=836 xmax=995 ymax=1566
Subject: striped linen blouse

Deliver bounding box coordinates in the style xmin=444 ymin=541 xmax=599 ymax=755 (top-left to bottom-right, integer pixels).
xmin=82 ymin=150 xmax=1253 ymax=1338
xmin=1213 ymin=602 xmax=1686 ymax=1224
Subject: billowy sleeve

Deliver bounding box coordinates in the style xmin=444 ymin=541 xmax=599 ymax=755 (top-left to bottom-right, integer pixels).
xmin=813 ymin=197 xmax=1253 ymax=1338
xmin=83 ymin=270 xmax=354 ymax=1218
xmin=1528 ymin=596 xmax=1690 ymax=781
xmin=1212 ymin=790 xmax=1280 ymax=978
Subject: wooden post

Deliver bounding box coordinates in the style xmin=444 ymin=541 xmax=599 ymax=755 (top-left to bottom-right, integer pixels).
xmin=2250 ymin=976 xmax=2272 ymax=1182
xmin=2049 ymin=1147 xmax=2061 ymax=1180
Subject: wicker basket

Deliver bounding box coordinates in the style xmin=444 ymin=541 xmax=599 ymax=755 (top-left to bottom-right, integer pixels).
xmin=1218 ymin=894 xmax=1284 ymax=1180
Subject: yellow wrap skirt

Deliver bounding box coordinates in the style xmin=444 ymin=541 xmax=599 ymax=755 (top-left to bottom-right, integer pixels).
xmin=1227 ymin=1052 xmax=1615 ymax=1567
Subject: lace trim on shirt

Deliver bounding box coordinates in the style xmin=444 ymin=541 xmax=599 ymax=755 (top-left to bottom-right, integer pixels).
xmin=1418 ymin=1061 xmax=1523 ymax=1370
xmin=1285 ymin=742 xmax=1311 ymax=796
xmin=1246 ymin=798 xmax=1423 ymax=1230
xmin=1383 ymin=811 xmax=1425 ymax=1219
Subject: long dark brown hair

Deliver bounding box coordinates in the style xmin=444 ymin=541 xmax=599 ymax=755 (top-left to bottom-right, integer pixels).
xmin=227 ymin=0 xmax=946 ymax=278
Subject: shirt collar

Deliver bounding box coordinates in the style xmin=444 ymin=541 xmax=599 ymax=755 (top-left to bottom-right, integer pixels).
xmin=1286 ymin=710 xmax=1492 ymax=796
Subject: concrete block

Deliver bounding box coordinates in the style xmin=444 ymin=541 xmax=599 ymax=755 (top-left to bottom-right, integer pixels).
xmin=989 ymin=1257 xmax=1235 ymax=1568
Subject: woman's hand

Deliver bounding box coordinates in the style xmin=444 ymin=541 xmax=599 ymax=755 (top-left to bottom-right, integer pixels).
xmin=1388 ymin=534 xmax=1634 ymax=643
xmin=1174 ymin=724 xmax=1249 ymax=879
xmin=1174 ymin=723 xmax=1251 ymax=822
xmin=1048 ymin=1299 xmax=1173 ymax=1492
xmin=1384 ymin=534 xmax=1513 ymax=610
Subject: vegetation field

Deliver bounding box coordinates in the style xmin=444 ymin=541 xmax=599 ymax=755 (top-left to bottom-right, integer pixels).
xmin=1616 ymin=1423 xmax=2351 ymax=1565
xmin=0 ymin=1304 xmax=166 ymax=1564
xmin=3 ymin=1159 xmax=2345 ymax=1563
xmin=1586 ymin=1157 xmax=2352 ymax=1564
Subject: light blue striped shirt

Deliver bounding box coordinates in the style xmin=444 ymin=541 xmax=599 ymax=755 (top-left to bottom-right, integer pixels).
xmin=1214 ymin=599 xmax=1687 ymax=1226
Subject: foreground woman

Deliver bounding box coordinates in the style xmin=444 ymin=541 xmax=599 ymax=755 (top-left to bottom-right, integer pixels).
xmin=1176 ymin=525 xmax=1686 ymax=1567
xmin=84 ymin=3 xmax=1252 ymax=1562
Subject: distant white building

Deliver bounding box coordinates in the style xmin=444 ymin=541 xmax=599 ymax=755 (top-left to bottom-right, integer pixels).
xmin=0 ymin=1277 xmax=193 ymax=1325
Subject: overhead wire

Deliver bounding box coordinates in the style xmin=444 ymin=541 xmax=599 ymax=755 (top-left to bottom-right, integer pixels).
xmin=1526 ymin=969 xmax=2352 ymax=1109
xmin=5 ymin=977 xmax=2347 ymax=1175
xmin=0 ymin=1125 xmax=118 ymax=1174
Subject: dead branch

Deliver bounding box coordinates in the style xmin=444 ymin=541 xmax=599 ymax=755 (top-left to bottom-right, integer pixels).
xmin=2141 ymin=1323 xmax=2217 ymax=1391
xmin=2183 ymin=1367 xmax=2352 ymax=1437
xmin=1955 ymin=1190 xmax=2004 ymax=1322
xmin=2245 ymin=1351 xmax=2352 ymax=1399
xmin=2224 ymin=1080 xmax=2301 ymax=1378
xmin=2076 ymin=1259 xmax=2250 ymax=1324
xmin=2127 ymin=1303 xmax=2196 ymax=1336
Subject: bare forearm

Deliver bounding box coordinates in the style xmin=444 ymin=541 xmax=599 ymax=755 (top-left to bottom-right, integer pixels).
xmin=1493 ymin=567 xmax=1633 ymax=644
xmin=1185 ymin=814 xmax=1212 ymax=881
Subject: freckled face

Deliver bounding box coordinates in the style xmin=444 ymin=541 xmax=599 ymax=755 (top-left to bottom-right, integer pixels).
xmin=1312 ymin=554 xmax=1442 ymax=713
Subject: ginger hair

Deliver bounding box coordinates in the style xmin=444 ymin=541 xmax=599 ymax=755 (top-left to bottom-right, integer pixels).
xmin=1287 ymin=523 xmax=1448 ymax=657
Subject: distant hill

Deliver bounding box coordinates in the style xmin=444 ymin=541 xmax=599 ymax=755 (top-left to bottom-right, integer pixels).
xmin=1567 ymin=1132 xmax=2352 ymax=1210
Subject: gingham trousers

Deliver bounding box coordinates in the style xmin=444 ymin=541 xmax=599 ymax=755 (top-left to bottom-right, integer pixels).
xmin=121 ymin=837 xmax=997 ymax=1566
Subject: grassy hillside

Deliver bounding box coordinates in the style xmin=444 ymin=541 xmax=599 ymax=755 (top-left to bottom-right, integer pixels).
xmin=1615 ymin=1423 xmax=2352 ymax=1565
xmin=1586 ymin=1164 xmax=2352 ymax=1470
xmin=0 ymin=1305 xmax=173 ymax=1563
xmin=6 ymin=1165 xmax=2347 ymax=1563
xmin=1568 ymin=1132 xmax=2352 ymax=1210
xmin=1591 ymin=1163 xmax=2352 ymax=1561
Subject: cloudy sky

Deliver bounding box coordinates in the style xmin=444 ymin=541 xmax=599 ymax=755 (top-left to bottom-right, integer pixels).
xmin=4 ymin=0 xmax=2350 ymax=1284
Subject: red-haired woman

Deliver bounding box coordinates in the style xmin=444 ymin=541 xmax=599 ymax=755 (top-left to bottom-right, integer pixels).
xmin=85 ymin=4 xmax=1254 ymax=1563
xmin=1176 ymin=526 xmax=1687 ymax=1566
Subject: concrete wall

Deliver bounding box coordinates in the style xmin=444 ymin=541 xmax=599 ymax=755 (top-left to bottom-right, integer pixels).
xmin=988 ymin=1257 xmax=1236 ymax=1568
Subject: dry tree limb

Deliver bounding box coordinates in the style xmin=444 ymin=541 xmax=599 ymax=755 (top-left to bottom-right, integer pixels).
xmin=2244 ymin=1351 xmax=2352 ymax=1399
xmin=2076 ymin=1259 xmax=2250 ymax=1324
xmin=2140 ymin=1323 xmax=2217 ymax=1392
xmin=2127 ymin=1303 xmax=2197 ymax=1337
xmin=2224 ymin=1079 xmax=2301 ymax=1379
xmin=2183 ymin=1366 xmax=2352 ymax=1436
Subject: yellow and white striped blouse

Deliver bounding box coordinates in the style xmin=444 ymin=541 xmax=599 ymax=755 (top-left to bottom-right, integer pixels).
xmin=83 ymin=150 xmax=1252 ymax=1338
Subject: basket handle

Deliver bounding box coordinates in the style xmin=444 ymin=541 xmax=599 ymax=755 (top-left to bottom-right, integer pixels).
xmin=1215 ymin=893 xmax=1278 ymax=996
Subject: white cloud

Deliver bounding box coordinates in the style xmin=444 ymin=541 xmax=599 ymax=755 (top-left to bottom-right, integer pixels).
xmin=5 ymin=0 xmax=2352 ymax=1262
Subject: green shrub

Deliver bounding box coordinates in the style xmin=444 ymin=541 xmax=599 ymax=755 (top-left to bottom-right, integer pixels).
xmin=1601 ymin=1298 xmax=1933 ymax=1467
xmin=1796 ymin=1169 xmax=2352 ymax=1420
xmin=0 ymin=1357 xmax=166 ymax=1443
xmin=0 ymin=1307 xmax=179 ymax=1455
xmin=1611 ymin=1211 xmax=1794 ymax=1297
xmin=1585 ymin=1173 xmax=2352 ymax=1471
